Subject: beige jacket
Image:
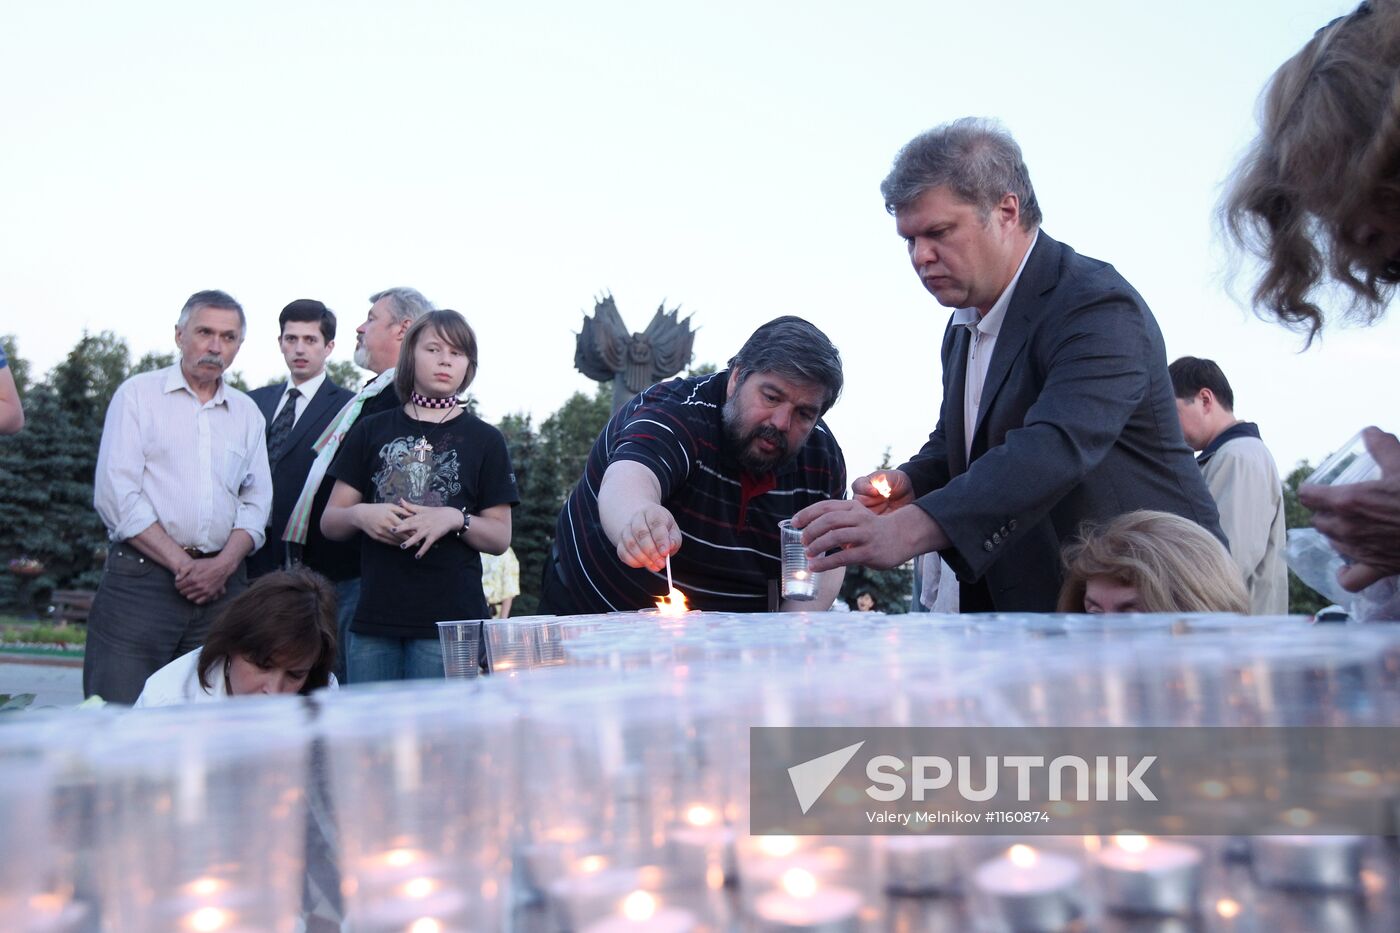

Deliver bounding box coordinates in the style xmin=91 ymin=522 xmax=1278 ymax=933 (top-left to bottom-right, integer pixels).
xmin=1200 ymin=430 xmax=1288 ymax=615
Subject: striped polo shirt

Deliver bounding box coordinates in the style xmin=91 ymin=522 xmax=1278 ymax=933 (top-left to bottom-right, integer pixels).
xmin=553 ymin=371 xmax=847 ymax=613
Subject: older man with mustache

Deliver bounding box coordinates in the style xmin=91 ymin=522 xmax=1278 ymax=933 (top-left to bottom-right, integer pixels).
xmin=86 ymin=290 xmax=273 ymax=703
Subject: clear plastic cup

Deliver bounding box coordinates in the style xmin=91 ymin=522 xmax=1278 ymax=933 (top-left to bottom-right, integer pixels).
xmin=436 ymin=619 xmax=483 ymax=679
xmin=778 ymin=519 xmax=820 ymax=601
xmin=1305 ymin=431 xmax=1380 ymax=487
xmin=484 ymin=619 xmax=535 ymax=674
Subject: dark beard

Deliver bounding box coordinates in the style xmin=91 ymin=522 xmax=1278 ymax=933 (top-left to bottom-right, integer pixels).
xmin=723 ymin=396 xmax=790 ymax=474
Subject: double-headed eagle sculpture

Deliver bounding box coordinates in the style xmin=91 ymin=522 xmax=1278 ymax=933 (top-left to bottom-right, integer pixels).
xmin=574 ymin=294 xmax=696 ymax=412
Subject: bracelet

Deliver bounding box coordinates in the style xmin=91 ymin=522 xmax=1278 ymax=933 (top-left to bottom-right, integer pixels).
xmin=458 ymin=507 xmax=472 ymax=541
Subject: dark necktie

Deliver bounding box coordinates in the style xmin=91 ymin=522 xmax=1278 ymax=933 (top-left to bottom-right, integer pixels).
xmin=267 ymin=387 xmax=301 ymax=463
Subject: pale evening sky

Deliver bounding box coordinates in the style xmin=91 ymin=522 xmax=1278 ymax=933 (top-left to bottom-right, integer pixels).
xmin=1 ymin=0 xmax=1393 ymax=476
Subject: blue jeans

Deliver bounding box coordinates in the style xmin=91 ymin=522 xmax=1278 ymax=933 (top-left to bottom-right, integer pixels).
xmin=347 ymin=633 xmax=445 ymax=684
xmin=332 ymin=579 xmax=361 ymax=684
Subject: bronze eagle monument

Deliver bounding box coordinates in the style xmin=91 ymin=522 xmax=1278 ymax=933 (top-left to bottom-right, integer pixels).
xmin=574 ymin=294 xmax=696 ymax=412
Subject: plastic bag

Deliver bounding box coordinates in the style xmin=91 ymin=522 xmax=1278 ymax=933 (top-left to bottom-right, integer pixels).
xmin=1285 ymin=528 xmax=1400 ymax=621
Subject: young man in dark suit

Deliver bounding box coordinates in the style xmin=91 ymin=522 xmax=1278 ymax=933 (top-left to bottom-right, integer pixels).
xmin=247 ymin=299 xmax=354 ymax=578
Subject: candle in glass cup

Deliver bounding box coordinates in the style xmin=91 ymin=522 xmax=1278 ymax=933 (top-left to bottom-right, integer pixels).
xmin=970 ymin=844 xmax=1083 ymax=932
xmin=881 ymin=834 xmax=960 ymax=895
xmin=1094 ymin=835 xmax=1202 ymax=916
xmin=778 ymin=520 xmax=820 ymax=600
xmin=579 ymin=890 xmax=697 ymax=933
xmin=752 ymin=868 xmax=862 ymax=933
xmin=1250 ymin=834 xmax=1365 ymax=891
xmin=668 ymin=804 xmax=736 ymax=883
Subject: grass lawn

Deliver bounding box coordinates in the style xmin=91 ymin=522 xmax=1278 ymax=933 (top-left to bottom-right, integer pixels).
xmin=0 ymin=615 xmax=86 ymax=652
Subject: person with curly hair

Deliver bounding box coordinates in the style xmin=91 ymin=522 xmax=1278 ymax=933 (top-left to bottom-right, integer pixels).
xmin=1223 ymin=1 xmax=1400 ymax=595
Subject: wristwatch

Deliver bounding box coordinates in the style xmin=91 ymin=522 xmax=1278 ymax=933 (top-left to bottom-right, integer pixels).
xmin=458 ymin=507 xmax=472 ymax=541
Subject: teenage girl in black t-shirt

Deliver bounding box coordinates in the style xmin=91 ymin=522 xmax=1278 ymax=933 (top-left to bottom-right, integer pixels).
xmin=321 ymin=310 xmax=518 ymax=683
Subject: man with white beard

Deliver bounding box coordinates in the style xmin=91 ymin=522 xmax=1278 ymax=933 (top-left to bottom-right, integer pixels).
xmin=283 ymin=287 xmax=433 ymax=681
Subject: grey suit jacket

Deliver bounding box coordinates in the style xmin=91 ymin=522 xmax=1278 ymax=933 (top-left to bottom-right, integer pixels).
xmin=899 ymin=231 xmax=1223 ymax=612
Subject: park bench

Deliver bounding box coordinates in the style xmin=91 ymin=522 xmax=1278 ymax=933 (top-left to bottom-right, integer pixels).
xmin=50 ymin=590 xmax=95 ymax=627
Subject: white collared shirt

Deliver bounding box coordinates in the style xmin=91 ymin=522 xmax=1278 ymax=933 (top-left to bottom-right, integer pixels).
xmin=273 ymin=370 xmax=327 ymax=426
xmin=93 ymin=365 xmax=273 ymax=552
xmin=952 ymin=231 xmax=1039 ymax=460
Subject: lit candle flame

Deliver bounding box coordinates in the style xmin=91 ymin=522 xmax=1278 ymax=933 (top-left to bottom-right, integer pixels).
xmin=685 ymin=804 xmax=717 ymax=827
xmin=655 ymin=587 xmax=689 ymax=615
xmin=780 ymin=868 xmax=819 ymax=898
xmin=1008 ymin=844 xmax=1038 ymax=868
xmin=1112 ymin=834 xmax=1150 ymax=854
xmin=1215 ymin=897 xmax=1241 ymax=919
xmin=578 ymin=855 xmax=608 ymax=874
xmin=757 ymin=836 xmax=800 ymax=858
xmin=186 ymin=907 xmax=231 ymax=933
xmin=622 ymin=890 xmax=657 ymax=921
xmin=871 ymin=474 xmax=893 ymax=498
xmin=402 ymin=877 xmax=437 ymax=899
xmin=185 ymin=877 xmax=225 ymax=898
xmin=383 ymin=848 xmax=421 ymax=868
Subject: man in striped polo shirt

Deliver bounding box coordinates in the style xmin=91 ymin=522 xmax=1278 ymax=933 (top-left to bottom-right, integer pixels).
xmin=540 ymin=316 xmax=848 ymax=614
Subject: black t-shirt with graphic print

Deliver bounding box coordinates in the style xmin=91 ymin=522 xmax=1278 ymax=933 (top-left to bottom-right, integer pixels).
xmin=328 ymin=406 xmax=519 ymax=639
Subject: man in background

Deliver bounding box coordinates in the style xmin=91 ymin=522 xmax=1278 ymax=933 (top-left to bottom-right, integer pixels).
xmin=1170 ymin=356 xmax=1287 ymax=614
xmin=247 ymin=299 xmax=353 ymax=578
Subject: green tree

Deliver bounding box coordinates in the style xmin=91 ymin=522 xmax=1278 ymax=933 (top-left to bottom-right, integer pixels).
xmin=1282 ymin=460 xmax=1328 ymax=615
xmin=0 ymin=337 xmax=113 ymax=614
xmin=837 ymin=447 xmax=914 ymax=612
xmin=686 ymin=361 xmax=718 ymax=378
xmin=49 ymin=331 xmax=131 ymax=429
xmin=326 ymin=359 xmax=366 ymax=389
xmin=132 ymin=350 xmax=175 ymax=376
xmin=1 ymin=335 xmax=31 ymax=393
xmin=496 ymin=385 xmax=613 ymax=614
xmin=497 ymin=413 xmax=549 ymax=616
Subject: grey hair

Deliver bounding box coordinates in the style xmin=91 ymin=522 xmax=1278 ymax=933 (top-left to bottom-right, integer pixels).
xmin=369 ymin=287 xmax=434 ymax=324
xmin=880 ymin=117 xmax=1043 ymax=230
xmin=176 ymin=290 xmax=246 ymax=335
xmin=727 ymin=316 xmax=844 ymax=414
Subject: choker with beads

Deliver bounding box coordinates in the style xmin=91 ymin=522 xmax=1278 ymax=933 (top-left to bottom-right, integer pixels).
xmin=410 ymin=392 xmax=458 ymax=410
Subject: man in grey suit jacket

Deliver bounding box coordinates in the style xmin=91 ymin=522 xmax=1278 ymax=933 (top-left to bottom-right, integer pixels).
xmin=798 ymin=118 xmax=1222 ymax=612
xmin=247 ymin=299 xmax=354 ymax=578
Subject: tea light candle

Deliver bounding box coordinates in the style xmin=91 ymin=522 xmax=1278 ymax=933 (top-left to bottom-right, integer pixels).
xmin=580 ymin=890 xmax=697 ymax=933
xmin=752 ymin=868 xmax=861 ymax=933
xmin=159 ymin=878 xmax=263 ymax=933
xmin=1094 ymin=835 xmax=1202 ymax=916
xmin=784 ymin=570 xmax=817 ymax=600
xmin=971 ymin=844 xmax=1083 ymax=932
xmin=1250 ymin=835 xmax=1365 ymax=891
xmin=881 ymin=834 xmax=960 ymax=894
xmin=669 ymin=804 xmax=736 ymax=883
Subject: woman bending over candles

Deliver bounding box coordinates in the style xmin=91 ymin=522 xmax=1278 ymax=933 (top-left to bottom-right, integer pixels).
xmin=321 ymin=310 xmax=518 ymax=683
xmin=135 ymin=568 xmax=338 ymax=706
xmin=1057 ymin=510 xmax=1250 ymax=614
